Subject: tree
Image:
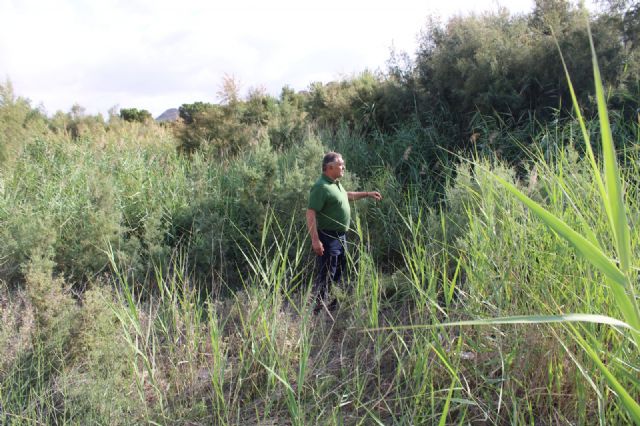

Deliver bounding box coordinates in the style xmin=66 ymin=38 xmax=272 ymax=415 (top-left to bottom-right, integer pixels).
xmin=176 ymin=101 xmax=253 ymax=157
xmin=415 ymin=3 xmax=635 ymax=128
xmin=0 ymin=79 xmax=48 ymax=163
xmin=119 ymin=108 xmax=152 ymax=123
xmin=178 ymin=102 xmax=215 ymax=125
xmin=217 ymin=74 xmax=241 ymax=106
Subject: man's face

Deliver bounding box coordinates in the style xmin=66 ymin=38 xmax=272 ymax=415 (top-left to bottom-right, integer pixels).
xmin=327 ymin=157 xmax=345 ymax=180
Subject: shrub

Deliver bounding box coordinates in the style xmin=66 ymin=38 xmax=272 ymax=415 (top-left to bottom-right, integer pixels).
xmin=119 ymin=107 xmax=153 ymax=123
xmin=60 ymin=283 xmax=141 ymax=424
xmin=0 ymin=282 xmax=34 ymax=376
xmin=415 ymin=3 xmax=637 ymax=125
xmin=0 ymin=80 xmax=50 ymax=164
xmin=176 ymin=101 xmax=255 ymax=157
xmin=170 ymin=134 xmax=328 ymax=286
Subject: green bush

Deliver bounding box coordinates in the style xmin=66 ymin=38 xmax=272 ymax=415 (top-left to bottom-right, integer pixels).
xmin=60 ymin=284 xmax=142 ymax=424
xmin=176 ymin=101 xmax=255 ymax=157
xmin=0 ymin=80 xmax=50 ymax=164
xmin=0 ymin=258 xmax=143 ymax=424
xmin=415 ymin=2 xmax=638 ymax=126
xmin=119 ymin=107 xmax=153 ymax=123
xmin=170 ymin=134 xmax=329 ymax=286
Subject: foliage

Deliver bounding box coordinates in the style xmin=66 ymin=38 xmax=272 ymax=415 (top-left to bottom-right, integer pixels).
xmin=0 ymin=79 xmax=49 ymax=164
xmin=46 ymin=103 xmax=109 ymax=140
xmin=0 ymin=120 xmax=179 ymax=286
xmin=175 ymin=85 xmax=310 ymax=156
xmin=119 ymin=107 xmax=153 ymax=123
xmin=415 ymin=1 xmax=638 ymax=127
xmin=0 ymin=257 xmax=142 ymax=424
xmin=2 ymin=106 xmax=639 ymax=423
xmin=175 ymin=101 xmax=255 ymax=156
xmin=4 ymin=133 xmax=639 ymax=423
xmin=169 ymin=134 xmax=331 ymax=285
xmin=306 ymin=70 xmax=418 ymax=135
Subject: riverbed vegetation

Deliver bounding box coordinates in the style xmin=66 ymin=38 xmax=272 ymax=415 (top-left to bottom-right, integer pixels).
xmin=1 ymin=1 xmax=639 ymax=424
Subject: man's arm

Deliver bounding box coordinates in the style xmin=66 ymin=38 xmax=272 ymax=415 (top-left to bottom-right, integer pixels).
xmin=306 ymin=209 xmax=324 ymax=256
xmin=347 ymin=191 xmax=382 ymax=201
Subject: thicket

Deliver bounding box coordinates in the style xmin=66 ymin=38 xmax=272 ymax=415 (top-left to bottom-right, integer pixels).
xmin=167 ymin=1 xmax=638 ymax=186
xmin=2 ymin=123 xmax=638 ymax=423
xmin=0 ymin=0 xmax=637 ymax=288
xmin=119 ymin=107 xmax=153 ymax=123
xmin=417 ymin=2 xmax=637 ymax=121
xmin=0 ymin=0 xmax=637 ymax=286
xmin=0 ymin=80 xmax=49 ymax=164
xmin=175 ymin=81 xmax=308 ymax=156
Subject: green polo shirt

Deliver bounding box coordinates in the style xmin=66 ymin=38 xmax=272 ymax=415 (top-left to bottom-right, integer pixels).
xmin=308 ymin=174 xmax=350 ymax=232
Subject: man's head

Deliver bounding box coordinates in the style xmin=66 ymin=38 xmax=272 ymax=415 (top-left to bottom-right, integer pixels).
xmin=322 ymin=152 xmax=345 ymax=180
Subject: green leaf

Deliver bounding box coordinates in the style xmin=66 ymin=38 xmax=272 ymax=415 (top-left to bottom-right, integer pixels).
xmin=588 ymin=26 xmax=632 ymax=276
xmin=571 ymin=326 xmax=640 ymax=424
xmin=494 ymin=175 xmax=627 ymax=288
xmin=553 ymin=32 xmax=612 ymax=236
xmin=366 ymin=313 xmax=637 ymax=333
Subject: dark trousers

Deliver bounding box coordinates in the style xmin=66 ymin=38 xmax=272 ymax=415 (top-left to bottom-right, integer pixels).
xmin=313 ymin=230 xmax=347 ymax=303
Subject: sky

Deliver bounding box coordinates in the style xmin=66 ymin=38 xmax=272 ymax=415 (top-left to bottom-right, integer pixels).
xmin=0 ymin=0 xmax=594 ymax=118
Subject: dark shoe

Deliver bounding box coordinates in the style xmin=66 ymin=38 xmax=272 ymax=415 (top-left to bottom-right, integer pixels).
xmin=313 ymin=298 xmax=324 ymax=314
xmin=313 ymin=298 xmax=337 ymax=315
xmin=327 ymin=298 xmax=338 ymax=311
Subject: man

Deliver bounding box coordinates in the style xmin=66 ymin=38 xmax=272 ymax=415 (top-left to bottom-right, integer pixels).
xmin=306 ymin=152 xmax=382 ymax=313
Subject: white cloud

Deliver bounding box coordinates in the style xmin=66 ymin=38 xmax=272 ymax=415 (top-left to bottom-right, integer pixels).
xmin=0 ymin=0 xmax=587 ymax=117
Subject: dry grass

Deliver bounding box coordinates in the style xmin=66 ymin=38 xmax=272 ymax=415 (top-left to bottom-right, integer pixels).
xmin=0 ymin=282 xmax=35 ymax=373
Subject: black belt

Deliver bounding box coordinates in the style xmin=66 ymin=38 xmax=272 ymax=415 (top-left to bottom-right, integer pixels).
xmin=319 ymin=229 xmax=346 ymax=237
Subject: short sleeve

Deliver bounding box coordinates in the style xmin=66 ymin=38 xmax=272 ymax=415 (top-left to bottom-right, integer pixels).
xmin=308 ymin=184 xmax=326 ymax=211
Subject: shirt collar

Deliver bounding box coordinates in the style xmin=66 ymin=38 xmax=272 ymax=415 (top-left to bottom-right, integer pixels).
xmin=321 ymin=174 xmax=339 ymax=184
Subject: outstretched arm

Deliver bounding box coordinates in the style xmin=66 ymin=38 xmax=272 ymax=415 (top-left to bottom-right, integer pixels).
xmin=347 ymin=191 xmax=382 ymax=201
xmin=306 ymin=209 xmax=324 ymax=256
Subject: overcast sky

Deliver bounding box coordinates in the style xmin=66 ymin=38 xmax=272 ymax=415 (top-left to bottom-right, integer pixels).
xmin=0 ymin=0 xmax=594 ymax=118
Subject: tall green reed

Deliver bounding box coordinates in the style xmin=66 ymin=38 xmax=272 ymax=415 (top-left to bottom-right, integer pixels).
xmin=487 ymin=25 xmax=640 ymax=422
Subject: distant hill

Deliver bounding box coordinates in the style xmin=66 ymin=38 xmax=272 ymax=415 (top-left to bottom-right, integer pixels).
xmin=156 ymin=108 xmax=179 ymax=122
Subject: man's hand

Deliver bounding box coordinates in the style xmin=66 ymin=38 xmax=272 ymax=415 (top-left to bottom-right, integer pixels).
xmin=348 ymin=191 xmax=384 ymax=201
xmin=312 ymin=238 xmax=324 ymax=256
xmin=368 ymin=191 xmax=382 ymax=201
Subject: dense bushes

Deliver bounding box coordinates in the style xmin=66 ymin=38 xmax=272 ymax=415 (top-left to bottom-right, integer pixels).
xmin=0 ymin=121 xmax=181 ymax=286
xmin=0 ymin=257 xmax=142 ymax=424
xmin=175 ymin=86 xmax=308 ymax=156
xmin=166 ymin=2 xmax=639 ymax=191
xmin=0 ymin=80 xmax=50 ymax=164
xmin=0 ymin=124 xmax=390 ymax=289
xmin=4 ymin=119 xmax=638 ymax=423
xmin=119 ymin=107 xmax=153 ymax=123
xmin=415 ymin=1 xmax=638 ymax=127
xmin=2 ymin=1 xmax=638 ymax=291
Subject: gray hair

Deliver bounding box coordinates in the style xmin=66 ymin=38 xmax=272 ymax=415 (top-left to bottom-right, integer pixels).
xmin=322 ymin=152 xmax=342 ymax=171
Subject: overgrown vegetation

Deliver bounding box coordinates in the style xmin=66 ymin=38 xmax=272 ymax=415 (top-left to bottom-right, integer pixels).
xmin=1 ymin=1 xmax=639 ymax=424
